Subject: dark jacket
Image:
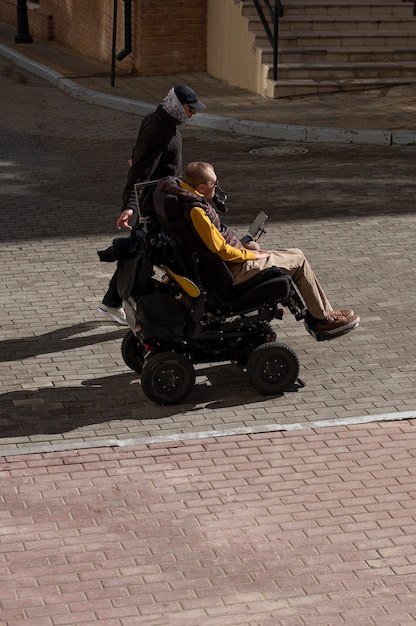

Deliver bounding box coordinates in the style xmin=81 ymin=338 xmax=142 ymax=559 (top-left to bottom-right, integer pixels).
xmin=122 ymin=106 xmax=183 ymax=212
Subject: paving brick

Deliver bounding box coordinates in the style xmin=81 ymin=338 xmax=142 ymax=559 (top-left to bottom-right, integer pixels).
xmin=1 ymin=49 xmax=416 ymax=454
xmin=1 ymin=24 xmax=416 ymax=626
xmin=3 ymin=424 xmax=416 ymax=623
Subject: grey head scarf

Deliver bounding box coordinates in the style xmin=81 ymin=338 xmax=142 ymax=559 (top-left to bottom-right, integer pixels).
xmin=162 ymin=87 xmax=188 ymax=124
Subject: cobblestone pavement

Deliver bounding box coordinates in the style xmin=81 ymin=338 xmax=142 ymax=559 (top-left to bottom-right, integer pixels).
xmin=2 ymin=422 xmax=416 ymax=625
xmin=1 ymin=57 xmax=416 ymax=457
xmin=1 ymin=36 xmax=416 ymax=626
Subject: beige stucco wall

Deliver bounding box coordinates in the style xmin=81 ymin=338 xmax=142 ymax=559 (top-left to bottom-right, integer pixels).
xmin=207 ymin=0 xmax=267 ymax=96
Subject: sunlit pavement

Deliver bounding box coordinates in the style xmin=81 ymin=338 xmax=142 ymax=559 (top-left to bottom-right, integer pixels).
xmin=1 ymin=33 xmax=416 ymax=625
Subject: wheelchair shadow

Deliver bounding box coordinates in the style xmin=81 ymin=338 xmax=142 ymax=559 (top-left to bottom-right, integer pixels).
xmin=0 ymin=363 xmax=305 ymax=439
xmin=0 ymin=322 xmax=126 ymax=362
xmin=192 ymin=364 xmax=305 ymax=409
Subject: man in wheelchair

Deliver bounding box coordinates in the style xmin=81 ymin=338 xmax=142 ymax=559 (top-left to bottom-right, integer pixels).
xmin=113 ymin=161 xmax=359 ymax=405
xmin=155 ymin=161 xmax=359 ymax=341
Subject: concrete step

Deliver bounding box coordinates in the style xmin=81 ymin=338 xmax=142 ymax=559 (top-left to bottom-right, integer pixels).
xmin=269 ymin=76 xmax=416 ymax=98
xmin=263 ymin=46 xmax=416 ymax=64
xmin=274 ymin=60 xmax=416 ymax=80
xmin=242 ymin=1 xmax=415 ymax=18
xmin=285 ymin=3 xmax=414 ymax=17
xmin=249 ymin=16 xmax=416 ymax=33
xmin=255 ymin=29 xmax=416 ymax=48
xmin=239 ymin=1 xmax=416 ymax=97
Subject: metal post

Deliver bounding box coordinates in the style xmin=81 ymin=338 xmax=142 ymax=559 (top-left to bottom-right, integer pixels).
xmin=15 ymin=0 xmax=33 ymax=43
xmin=273 ymin=0 xmax=278 ymax=81
xmin=111 ymin=0 xmax=118 ymax=87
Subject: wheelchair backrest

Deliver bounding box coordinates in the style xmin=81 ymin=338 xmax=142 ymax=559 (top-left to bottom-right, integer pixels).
xmin=152 ymin=190 xmax=183 ymax=222
xmin=152 ymin=187 xmax=233 ymax=303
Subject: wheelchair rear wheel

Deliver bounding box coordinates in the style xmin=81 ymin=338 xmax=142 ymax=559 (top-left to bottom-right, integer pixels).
xmin=247 ymin=342 xmax=299 ymax=395
xmin=140 ymin=351 xmax=196 ymax=405
xmin=121 ymin=330 xmax=146 ymax=374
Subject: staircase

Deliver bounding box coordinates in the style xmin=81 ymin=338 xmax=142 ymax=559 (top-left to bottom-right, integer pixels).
xmin=241 ymin=0 xmax=416 ymax=97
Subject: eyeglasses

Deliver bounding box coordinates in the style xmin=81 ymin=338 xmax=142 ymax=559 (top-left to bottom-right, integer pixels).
xmin=186 ymin=104 xmax=196 ymax=113
xmin=202 ymin=178 xmax=219 ymax=187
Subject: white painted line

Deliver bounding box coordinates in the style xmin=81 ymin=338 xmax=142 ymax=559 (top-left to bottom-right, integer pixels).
xmin=1 ymin=410 xmax=415 ymax=457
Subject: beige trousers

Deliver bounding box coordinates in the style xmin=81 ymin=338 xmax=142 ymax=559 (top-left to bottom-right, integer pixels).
xmin=228 ymin=247 xmax=333 ymax=320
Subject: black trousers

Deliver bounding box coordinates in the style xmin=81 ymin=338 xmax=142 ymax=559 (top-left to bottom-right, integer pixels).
xmin=102 ymin=267 xmax=122 ymax=308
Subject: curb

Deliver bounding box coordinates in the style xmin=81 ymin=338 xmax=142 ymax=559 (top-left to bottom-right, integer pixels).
xmin=1 ymin=44 xmax=416 ymax=146
xmin=2 ymin=409 xmax=416 ymax=458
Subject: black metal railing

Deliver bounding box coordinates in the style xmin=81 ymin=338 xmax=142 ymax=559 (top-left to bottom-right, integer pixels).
xmin=252 ymin=0 xmax=284 ymax=82
xmin=111 ymin=0 xmax=132 ymax=87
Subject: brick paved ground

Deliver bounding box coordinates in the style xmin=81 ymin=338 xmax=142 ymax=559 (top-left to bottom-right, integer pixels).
xmin=1 ymin=33 xmax=416 ymax=626
xmin=2 ymin=421 xmax=416 ymax=625
xmin=1 ymin=57 xmax=416 ymax=456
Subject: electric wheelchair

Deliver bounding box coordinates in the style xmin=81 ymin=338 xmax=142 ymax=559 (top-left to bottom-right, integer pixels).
xmin=109 ymin=184 xmax=309 ymax=406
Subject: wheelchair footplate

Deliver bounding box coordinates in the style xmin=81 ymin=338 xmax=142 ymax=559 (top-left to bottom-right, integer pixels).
xmin=304 ymin=318 xmax=360 ymax=342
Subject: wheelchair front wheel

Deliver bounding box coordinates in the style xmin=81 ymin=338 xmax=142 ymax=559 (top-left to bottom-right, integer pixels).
xmin=121 ymin=330 xmax=146 ymax=374
xmin=247 ymin=342 xmax=299 ymax=395
xmin=140 ymin=351 xmax=196 ymax=405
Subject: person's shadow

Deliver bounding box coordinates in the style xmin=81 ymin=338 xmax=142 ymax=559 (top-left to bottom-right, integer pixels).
xmin=0 ymin=364 xmax=304 ymax=439
xmin=0 ymin=322 xmax=126 ymax=362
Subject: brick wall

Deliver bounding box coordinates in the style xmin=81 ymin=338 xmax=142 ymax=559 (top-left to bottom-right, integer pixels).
xmin=0 ymin=0 xmax=207 ymax=74
xmin=40 ymin=0 xmax=115 ymax=61
xmin=0 ymin=0 xmax=17 ymax=28
xmin=135 ymin=0 xmax=207 ymax=75
xmin=0 ymin=0 xmax=53 ymax=40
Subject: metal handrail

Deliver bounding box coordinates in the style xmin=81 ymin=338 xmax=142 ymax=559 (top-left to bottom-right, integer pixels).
xmin=117 ymin=0 xmax=132 ymax=62
xmin=110 ymin=0 xmax=132 ymax=87
xmin=252 ymin=0 xmax=284 ymax=82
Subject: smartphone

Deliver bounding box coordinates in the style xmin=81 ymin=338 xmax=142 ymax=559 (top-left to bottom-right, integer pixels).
xmin=248 ymin=211 xmax=268 ymax=238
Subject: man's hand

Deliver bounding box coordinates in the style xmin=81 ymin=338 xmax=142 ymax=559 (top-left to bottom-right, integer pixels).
xmin=244 ymin=240 xmax=261 ymax=251
xmin=117 ymin=209 xmax=134 ymax=231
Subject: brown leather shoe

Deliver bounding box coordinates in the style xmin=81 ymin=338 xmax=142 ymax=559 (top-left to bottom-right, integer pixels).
xmin=315 ymin=312 xmax=360 ymax=338
xmin=332 ymin=308 xmax=354 ymax=317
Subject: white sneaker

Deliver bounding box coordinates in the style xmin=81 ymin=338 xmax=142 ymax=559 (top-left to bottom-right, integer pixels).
xmin=98 ymin=304 xmax=128 ymax=326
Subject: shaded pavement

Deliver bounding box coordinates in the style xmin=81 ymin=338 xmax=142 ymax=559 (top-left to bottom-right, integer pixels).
xmin=1 ymin=17 xmax=416 ymax=625
xmin=1 ymin=20 xmax=416 ymax=145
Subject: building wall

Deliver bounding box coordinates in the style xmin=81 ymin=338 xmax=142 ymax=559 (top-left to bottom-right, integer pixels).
xmin=39 ymin=0 xmax=115 ymax=61
xmin=0 ymin=0 xmax=207 ymax=74
xmin=136 ymin=0 xmax=207 ymax=75
xmin=207 ymin=0 xmax=265 ymax=94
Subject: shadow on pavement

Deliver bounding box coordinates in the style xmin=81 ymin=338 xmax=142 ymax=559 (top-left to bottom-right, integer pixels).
xmin=0 ymin=322 xmax=126 ymax=362
xmin=0 ymin=365 xmax=303 ymax=438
